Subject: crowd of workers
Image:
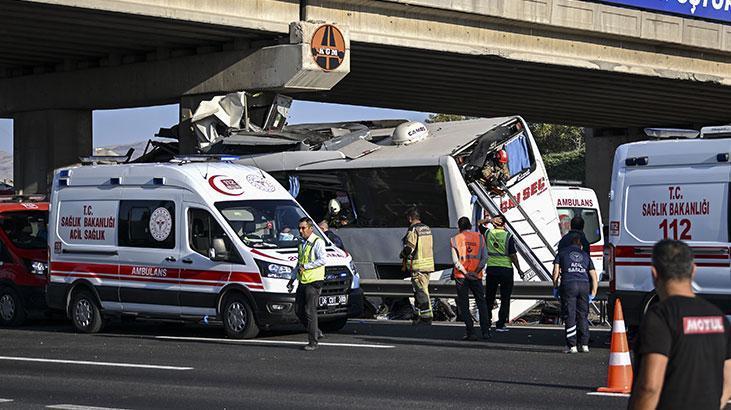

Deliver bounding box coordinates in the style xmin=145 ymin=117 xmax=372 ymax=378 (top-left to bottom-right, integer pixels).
xmin=288 ymin=209 xmax=731 ymax=409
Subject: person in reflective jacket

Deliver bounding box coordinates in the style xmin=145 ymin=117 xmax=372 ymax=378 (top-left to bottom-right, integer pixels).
xmin=400 ymin=207 xmax=435 ymax=325
xmin=451 ymin=216 xmax=490 ymax=340
xmin=288 ymin=217 xmax=327 ymax=351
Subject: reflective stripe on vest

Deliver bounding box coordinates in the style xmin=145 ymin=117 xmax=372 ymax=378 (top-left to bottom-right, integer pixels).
xmin=486 ymin=229 xmax=512 ymax=268
xmin=298 ymin=236 xmax=325 ymax=284
xmin=451 ymin=231 xmax=484 ymax=279
xmin=408 ymin=224 xmax=435 ymax=273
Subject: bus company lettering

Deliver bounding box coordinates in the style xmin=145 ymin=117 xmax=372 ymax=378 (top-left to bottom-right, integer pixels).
xmin=131 ymin=266 xmax=168 ymax=277
xmin=683 ymin=316 xmax=725 ymax=335
xmin=501 ymin=177 xmax=548 ymax=212
xmin=557 ymin=198 xmax=594 ymax=207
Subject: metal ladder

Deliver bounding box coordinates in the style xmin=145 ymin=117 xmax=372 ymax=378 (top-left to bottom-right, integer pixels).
xmin=468 ymin=181 xmax=556 ymax=282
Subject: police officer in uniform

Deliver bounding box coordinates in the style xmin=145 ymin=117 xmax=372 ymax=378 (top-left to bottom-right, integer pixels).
xmin=451 ymin=216 xmax=490 ymax=340
xmin=480 ymin=215 xmax=521 ymax=332
xmin=287 ymin=217 xmax=326 ymax=351
xmin=552 ymin=234 xmax=597 ymax=353
xmin=400 ymin=208 xmax=434 ymax=325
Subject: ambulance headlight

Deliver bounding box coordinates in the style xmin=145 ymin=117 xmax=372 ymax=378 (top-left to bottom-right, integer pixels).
xmin=259 ymin=262 xmax=294 ymax=279
xmin=31 ymin=261 xmax=48 ymax=276
xmin=349 ymin=261 xmax=360 ymax=289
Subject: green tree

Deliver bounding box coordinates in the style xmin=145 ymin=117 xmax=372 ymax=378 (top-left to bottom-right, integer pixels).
xmin=528 ymin=123 xmax=584 ymax=154
xmin=425 ymin=113 xmax=475 ymax=123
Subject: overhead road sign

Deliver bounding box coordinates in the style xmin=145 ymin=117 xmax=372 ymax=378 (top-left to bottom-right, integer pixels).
xmin=599 ymin=0 xmax=731 ymax=24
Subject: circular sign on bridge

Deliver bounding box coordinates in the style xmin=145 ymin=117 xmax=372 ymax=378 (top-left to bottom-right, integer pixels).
xmin=311 ymin=24 xmax=346 ymax=72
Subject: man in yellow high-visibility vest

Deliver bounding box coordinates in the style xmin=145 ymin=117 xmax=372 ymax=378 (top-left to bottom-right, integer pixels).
xmin=287 ymin=217 xmax=327 ymax=351
xmin=479 ymin=215 xmax=521 ymax=332
xmin=400 ymin=207 xmax=435 ymax=325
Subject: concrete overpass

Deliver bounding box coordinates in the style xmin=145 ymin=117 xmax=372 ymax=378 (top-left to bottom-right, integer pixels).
xmin=2 ymin=0 xmax=731 ymax=202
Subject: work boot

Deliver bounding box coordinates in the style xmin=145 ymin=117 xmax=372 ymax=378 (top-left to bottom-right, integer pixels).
xmin=482 ymin=329 xmax=492 ymax=340
xmin=317 ymin=330 xmax=325 ymax=340
xmin=462 ymin=333 xmax=478 ymax=341
xmin=564 ymin=346 xmax=578 ymax=354
xmin=303 ymin=343 xmax=319 ymax=351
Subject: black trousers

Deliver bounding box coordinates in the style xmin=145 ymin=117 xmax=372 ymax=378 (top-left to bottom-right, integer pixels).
xmin=455 ymin=278 xmax=490 ymax=335
xmin=485 ymin=267 xmax=514 ymax=328
xmin=560 ymin=280 xmax=590 ymax=347
xmin=295 ymin=281 xmax=323 ymax=344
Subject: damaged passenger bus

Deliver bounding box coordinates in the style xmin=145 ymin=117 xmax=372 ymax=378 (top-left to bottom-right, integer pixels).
xmin=237 ymin=116 xmax=562 ymax=321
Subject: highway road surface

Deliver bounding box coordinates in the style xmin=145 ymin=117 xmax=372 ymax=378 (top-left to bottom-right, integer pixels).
xmin=0 ymin=319 xmax=628 ymax=409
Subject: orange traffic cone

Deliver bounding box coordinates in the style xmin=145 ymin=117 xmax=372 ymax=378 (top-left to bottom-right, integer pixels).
xmin=597 ymin=299 xmax=633 ymax=393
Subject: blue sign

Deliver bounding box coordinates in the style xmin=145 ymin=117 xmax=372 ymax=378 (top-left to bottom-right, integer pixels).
xmin=600 ymin=0 xmax=731 ymax=24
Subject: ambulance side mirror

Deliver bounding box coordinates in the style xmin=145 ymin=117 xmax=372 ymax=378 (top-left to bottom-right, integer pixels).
xmin=209 ymin=238 xmax=229 ymax=262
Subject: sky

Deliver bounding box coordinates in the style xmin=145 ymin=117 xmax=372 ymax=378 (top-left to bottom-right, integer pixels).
xmin=0 ymin=101 xmax=429 ymax=153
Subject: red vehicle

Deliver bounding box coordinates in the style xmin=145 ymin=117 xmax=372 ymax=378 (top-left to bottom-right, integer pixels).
xmin=0 ymin=201 xmax=49 ymax=326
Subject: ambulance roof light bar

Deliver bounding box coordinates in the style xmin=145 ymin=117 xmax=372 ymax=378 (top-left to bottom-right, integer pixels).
xmin=79 ymin=148 xmax=135 ymax=165
xmin=171 ymin=154 xmax=241 ymax=164
xmin=643 ymin=128 xmax=699 ymax=139
xmin=700 ymin=125 xmax=731 ymax=139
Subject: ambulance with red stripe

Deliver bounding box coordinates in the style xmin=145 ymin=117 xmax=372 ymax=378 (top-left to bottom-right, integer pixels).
xmin=46 ymin=159 xmax=363 ymax=338
xmin=551 ymin=184 xmax=604 ymax=275
xmin=606 ymin=127 xmax=731 ymax=328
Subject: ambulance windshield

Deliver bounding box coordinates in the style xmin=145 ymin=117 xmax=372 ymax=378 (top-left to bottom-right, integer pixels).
xmin=215 ymin=200 xmax=310 ymax=249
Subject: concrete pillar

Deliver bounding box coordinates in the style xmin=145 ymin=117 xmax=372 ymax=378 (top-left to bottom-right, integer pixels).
xmin=584 ymin=128 xmax=645 ymax=224
xmin=13 ymin=110 xmax=92 ymax=194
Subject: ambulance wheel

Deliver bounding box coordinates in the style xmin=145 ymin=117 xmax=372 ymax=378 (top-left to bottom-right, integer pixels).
xmin=70 ymin=290 xmax=104 ymax=333
xmin=319 ymin=317 xmax=348 ymax=332
xmin=0 ymin=286 xmax=27 ymax=326
xmin=223 ymin=294 xmax=258 ymax=339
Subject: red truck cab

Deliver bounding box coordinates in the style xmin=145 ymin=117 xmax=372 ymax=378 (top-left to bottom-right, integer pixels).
xmin=0 ymin=201 xmax=49 ymax=326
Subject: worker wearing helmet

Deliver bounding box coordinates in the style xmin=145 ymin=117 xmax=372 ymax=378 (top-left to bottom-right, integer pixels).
xmin=479 ymin=214 xmax=521 ymax=332
xmin=400 ymin=207 xmax=434 ymax=325
xmin=451 ymin=216 xmax=490 ymax=340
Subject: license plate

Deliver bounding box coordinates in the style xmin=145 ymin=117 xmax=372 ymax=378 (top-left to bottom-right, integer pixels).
xmin=319 ymin=294 xmax=348 ymax=307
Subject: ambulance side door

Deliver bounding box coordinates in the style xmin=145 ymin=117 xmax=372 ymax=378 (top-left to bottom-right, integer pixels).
xmin=116 ymin=196 xmax=182 ymax=315
xmin=180 ymin=204 xmax=235 ymax=317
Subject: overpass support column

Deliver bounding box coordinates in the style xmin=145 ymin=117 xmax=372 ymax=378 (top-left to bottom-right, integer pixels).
xmin=13 ymin=110 xmax=92 ymax=195
xmin=584 ymin=128 xmax=644 ymax=224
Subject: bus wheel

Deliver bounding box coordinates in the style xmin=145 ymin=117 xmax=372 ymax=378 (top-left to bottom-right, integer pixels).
xmin=223 ymin=294 xmax=259 ymax=339
xmin=319 ymin=317 xmax=348 ymax=332
xmin=0 ymin=287 xmax=27 ymax=326
xmin=70 ymin=290 xmax=104 ymax=333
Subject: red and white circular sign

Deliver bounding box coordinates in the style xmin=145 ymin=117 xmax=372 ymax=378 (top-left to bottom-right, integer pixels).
xmin=208 ymin=175 xmax=245 ymax=196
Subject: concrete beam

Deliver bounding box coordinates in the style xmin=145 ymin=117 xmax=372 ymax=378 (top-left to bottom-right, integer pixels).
xmin=13 ymin=109 xmax=92 ymax=194
xmin=0 ymin=22 xmax=350 ymax=115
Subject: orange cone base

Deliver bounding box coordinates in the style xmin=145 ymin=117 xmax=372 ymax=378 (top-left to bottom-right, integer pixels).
xmin=597 ymin=386 xmax=631 ymax=394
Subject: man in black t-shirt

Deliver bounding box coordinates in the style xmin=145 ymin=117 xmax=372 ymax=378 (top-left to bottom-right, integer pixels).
xmin=557 ymin=215 xmax=590 ymax=254
xmin=629 ymin=240 xmax=731 ymax=410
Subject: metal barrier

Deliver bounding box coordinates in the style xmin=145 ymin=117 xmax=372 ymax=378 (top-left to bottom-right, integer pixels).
xmin=361 ymin=279 xmax=611 ymax=323
xmin=361 ymin=279 xmax=609 ymax=299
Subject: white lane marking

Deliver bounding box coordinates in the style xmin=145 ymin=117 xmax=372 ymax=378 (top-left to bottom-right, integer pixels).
xmin=587 ymin=392 xmax=630 ymax=398
xmin=0 ymin=399 xmax=13 ymax=403
xmin=47 ymin=405 xmax=130 ymax=410
xmin=0 ymin=356 xmax=192 ymax=371
xmin=154 ymin=335 xmax=395 ymax=349
xmin=356 ymin=319 xmax=611 ymax=331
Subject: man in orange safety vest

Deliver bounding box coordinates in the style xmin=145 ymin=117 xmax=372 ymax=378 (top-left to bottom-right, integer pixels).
xmin=450 ymin=216 xmax=490 ymax=340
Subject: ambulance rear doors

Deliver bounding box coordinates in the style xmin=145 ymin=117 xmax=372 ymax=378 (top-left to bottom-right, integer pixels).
xmin=609 ymin=138 xmax=731 ymax=323
xmin=551 ymin=185 xmax=604 ymax=274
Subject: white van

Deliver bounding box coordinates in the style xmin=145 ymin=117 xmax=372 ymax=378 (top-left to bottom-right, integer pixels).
xmin=551 ymin=185 xmax=604 ymax=274
xmin=46 ymin=159 xmax=363 ymax=338
xmin=606 ymin=129 xmax=730 ymax=327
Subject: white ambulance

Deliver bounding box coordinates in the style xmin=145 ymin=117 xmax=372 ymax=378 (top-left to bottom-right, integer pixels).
xmin=551 ymin=184 xmax=604 ymax=274
xmin=46 ymin=158 xmax=363 ymax=338
xmin=606 ymin=127 xmax=731 ymax=328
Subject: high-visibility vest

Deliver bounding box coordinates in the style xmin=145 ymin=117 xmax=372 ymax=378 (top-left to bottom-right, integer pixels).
xmin=298 ymin=236 xmax=325 ymax=284
xmin=406 ymin=223 xmax=435 ymax=273
xmin=486 ymin=228 xmax=513 ymax=268
xmin=451 ymin=231 xmax=484 ymax=279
